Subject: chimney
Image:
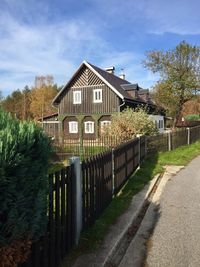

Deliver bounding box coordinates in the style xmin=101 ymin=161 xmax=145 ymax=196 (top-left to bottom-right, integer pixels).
xmin=105 ymin=67 xmax=115 ymax=74
xmin=119 ymin=69 xmax=125 ymax=80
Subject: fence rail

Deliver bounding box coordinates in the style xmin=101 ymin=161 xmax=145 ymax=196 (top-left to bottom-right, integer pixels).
xmin=21 ymin=126 xmax=200 ymax=267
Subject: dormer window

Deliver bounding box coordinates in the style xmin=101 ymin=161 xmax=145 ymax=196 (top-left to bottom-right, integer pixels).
xmin=73 ymin=91 xmax=82 ymax=104
xmin=93 ymin=89 xmax=102 ymax=103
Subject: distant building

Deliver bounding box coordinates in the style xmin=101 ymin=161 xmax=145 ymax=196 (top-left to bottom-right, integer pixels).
xmin=35 ymin=75 xmax=54 ymax=88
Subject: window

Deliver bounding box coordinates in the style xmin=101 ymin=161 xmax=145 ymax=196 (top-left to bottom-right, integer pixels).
xmin=73 ymin=91 xmax=82 ymax=104
xmin=100 ymin=120 xmax=111 ymax=132
xmin=159 ymin=120 xmax=164 ymax=129
xmin=69 ymin=121 xmax=78 ymax=133
xmin=84 ymin=121 xmax=94 ymax=133
xmin=93 ymin=89 xmax=102 ymax=103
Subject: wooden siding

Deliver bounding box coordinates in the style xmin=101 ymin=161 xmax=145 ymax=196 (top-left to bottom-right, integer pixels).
xmin=59 ymin=84 xmax=119 ymax=115
xmin=42 ymin=122 xmax=59 ymax=139
xmin=69 ymin=66 xmax=103 ymax=87
xmin=63 ymin=116 xmax=80 ymax=140
xmin=58 ymin=66 xmax=120 ymax=115
xmin=82 ymin=116 xmax=96 ymax=140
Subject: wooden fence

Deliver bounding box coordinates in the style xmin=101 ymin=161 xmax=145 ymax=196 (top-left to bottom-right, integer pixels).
xmin=21 ymin=126 xmax=200 ymax=267
xmin=82 ymin=150 xmax=113 ymax=230
xmin=21 ymin=166 xmax=75 ymax=267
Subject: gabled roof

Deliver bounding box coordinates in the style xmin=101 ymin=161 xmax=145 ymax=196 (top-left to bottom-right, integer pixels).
xmin=87 ymin=62 xmax=132 ymax=99
xmin=52 ymin=60 xmax=135 ymax=105
xmin=38 ymin=112 xmax=58 ymax=121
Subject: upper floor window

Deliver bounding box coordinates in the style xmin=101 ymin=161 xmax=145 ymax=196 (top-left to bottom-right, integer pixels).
xmin=93 ymin=89 xmax=102 ymax=103
xmin=73 ymin=91 xmax=82 ymax=104
xmin=69 ymin=121 xmax=78 ymax=133
xmin=84 ymin=121 xmax=94 ymax=133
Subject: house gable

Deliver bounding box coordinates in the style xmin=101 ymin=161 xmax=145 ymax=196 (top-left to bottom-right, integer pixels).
xmin=69 ymin=64 xmax=104 ymax=88
xmin=57 ymin=63 xmax=120 ymax=115
xmin=53 ymin=61 xmax=127 ymax=106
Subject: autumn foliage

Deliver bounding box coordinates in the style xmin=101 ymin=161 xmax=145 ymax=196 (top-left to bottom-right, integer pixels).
xmin=103 ymin=108 xmax=157 ymax=141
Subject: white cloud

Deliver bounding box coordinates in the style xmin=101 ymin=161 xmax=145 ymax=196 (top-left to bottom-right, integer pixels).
xmin=94 ymin=0 xmax=200 ymax=35
xmin=1 ymin=0 xmax=199 ymax=97
xmin=0 ymin=12 xmax=107 ymax=95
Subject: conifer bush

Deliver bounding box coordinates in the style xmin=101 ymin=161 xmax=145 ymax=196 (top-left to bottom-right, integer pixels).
xmin=0 ymin=109 xmax=51 ymax=266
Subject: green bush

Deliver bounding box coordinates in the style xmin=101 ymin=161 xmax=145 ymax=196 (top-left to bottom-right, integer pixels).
xmin=185 ymin=114 xmax=200 ymax=121
xmin=0 ymin=109 xmax=51 ymax=246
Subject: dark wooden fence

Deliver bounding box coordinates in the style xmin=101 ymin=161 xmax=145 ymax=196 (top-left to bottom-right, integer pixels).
xmin=82 ymin=150 xmax=113 ymax=230
xmin=21 ymin=126 xmax=200 ymax=267
xmin=171 ymin=128 xmax=188 ymax=149
xmin=113 ymin=139 xmax=139 ymax=193
xmin=21 ymin=166 xmax=75 ymax=267
xmin=190 ymin=126 xmax=200 ymax=143
xmin=146 ymin=132 xmax=169 ymax=153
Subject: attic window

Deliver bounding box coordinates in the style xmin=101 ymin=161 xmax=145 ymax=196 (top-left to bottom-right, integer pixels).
xmin=93 ymin=89 xmax=102 ymax=103
xmin=73 ymin=91 xmax=82 ymax=104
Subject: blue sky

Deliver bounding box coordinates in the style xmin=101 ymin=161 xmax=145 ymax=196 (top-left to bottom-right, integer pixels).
xmin=1 ymin=0 xmax=200 ymax=96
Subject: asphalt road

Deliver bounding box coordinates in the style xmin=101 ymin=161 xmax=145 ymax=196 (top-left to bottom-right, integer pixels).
xmin=146 ymin=156 xmax=200 ymax=267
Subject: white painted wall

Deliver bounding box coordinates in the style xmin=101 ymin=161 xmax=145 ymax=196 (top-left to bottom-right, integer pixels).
xmin=149 ymin=115 xmax=165 ymax=133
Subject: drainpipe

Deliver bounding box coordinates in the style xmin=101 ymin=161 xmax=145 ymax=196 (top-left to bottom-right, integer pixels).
xmin=118 ymin=99 xmax=125 ymax=112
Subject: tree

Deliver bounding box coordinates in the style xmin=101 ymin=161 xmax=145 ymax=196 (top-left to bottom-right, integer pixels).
xmin=104 ymin=108 xmax=157 ymax=141
xmin=0 ymin=108 xmax=51 ymax=266
xmin=144 ymin=41 xmax=200 ymax=127
xmin=29 ymin=85 xmax=58 ymax=120
xmin=1 ymin=86 xmax=32 ymax=120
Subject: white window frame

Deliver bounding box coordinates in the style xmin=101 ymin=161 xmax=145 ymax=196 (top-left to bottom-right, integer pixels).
xmin=100 ymin=120 xmax=111 ymax=132
xmin=73 ymin=90 xmax=82 ymax=104
xmin=84 ymin=121 xmax=94 ymax=134
xmin=93 ymin=89 xmax=102 ymax=103
xmin=69 ymin=121 xmax=78 ymax=133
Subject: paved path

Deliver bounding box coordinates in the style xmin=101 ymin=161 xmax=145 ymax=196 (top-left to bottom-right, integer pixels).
xmin=120 ymin=156 xmax=200 ymax=267
xmin=146 ymin=156 xmax=200 ymax=267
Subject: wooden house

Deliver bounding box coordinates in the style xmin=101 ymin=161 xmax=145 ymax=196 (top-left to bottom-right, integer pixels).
xmin=42 ymin=60 xmax=160 ymax=141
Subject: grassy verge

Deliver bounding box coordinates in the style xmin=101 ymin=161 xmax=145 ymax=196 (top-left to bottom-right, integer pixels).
xmin=62 ymin=141 xmax=200 ymax=266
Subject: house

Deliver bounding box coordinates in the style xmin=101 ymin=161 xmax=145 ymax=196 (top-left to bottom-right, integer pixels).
xmin=149 ymin=115 xmax=165 ymax=133
xmin=42 ymin=60 xmax=163 ymax=141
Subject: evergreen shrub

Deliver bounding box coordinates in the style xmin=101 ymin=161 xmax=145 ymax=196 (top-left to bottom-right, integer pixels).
xmin=0 ymin=109 xmax=51 ymax=265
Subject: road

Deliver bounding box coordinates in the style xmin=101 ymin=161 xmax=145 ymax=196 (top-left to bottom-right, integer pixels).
xmin=119 ymin=156 xmax=200 ymax=267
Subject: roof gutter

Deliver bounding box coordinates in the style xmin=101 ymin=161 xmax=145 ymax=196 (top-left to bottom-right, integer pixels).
xmin=118 ymin=99 xmax=126 ymax=112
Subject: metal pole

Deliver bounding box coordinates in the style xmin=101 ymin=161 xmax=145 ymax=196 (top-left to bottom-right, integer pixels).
xmin=168 ymin=131 xmax=172 ymax=151
xmin=112 ymin=148 xmax=115 ymax=195
xmin=187 ymin=127 xmax=190 ymax=145
xmin=70 ymin=157 xmax=82 ymax=245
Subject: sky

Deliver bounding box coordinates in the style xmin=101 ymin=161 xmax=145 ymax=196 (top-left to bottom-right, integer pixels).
xmin=0 ymin=0 xmax=200 ymax=97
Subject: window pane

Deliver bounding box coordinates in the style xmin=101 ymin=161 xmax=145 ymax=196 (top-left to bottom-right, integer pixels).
xmin=73 ymin=91 xmax=81 ymax=104
xmin=93 ymin=89 xmax=102 ymax=102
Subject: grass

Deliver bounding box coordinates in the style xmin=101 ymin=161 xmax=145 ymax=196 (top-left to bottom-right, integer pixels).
xmin=62 ymin=140 xmax=200 ymax=266
xmin=48 ymin=162 xmax=65 ymax=174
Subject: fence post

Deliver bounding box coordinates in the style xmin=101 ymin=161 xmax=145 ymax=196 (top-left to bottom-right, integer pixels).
xmin=112 ymin=148 xmax=115 ymax=195
xmin=144 ymin=135 xmax=147 ymax=158
xmin=168 ymin=131 xmax=172 ymax=151
xmin=138 ymin=136 xmax=141 ymax=168
xmin=70 ymin=157 xmax=82 ymax=246
xmin=187 ymin=127 xmax=190 ymax=145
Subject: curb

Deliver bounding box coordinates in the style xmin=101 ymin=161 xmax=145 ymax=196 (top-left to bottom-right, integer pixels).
xmin=103 ymin=173 xmax=162 ymax=266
